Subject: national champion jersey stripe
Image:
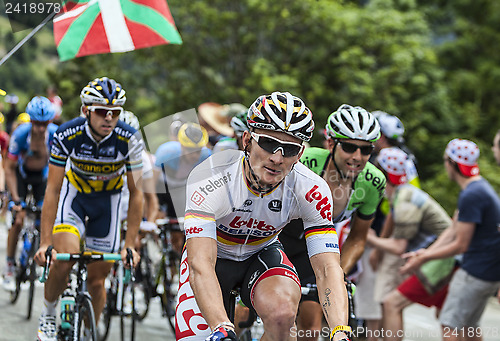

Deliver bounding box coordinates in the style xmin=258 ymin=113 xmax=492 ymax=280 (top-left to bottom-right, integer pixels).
xmin=304 ymin=226 xmax=337 ymax=239
xmin=216 ymin=228 xmax=279 ymax=245
xmin=185 ymin=210 xmax=215 ymax=221
xmin=184 ymin=151 xmax=340 ymax=261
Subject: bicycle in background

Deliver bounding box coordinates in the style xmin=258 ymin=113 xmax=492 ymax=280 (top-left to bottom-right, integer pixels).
xmin=9 ymin=184 xmax=42 ymax=320
xmin=98 ymin=249 xmax=138 ymax=341
xmin=130 ymin=217 xmax=182 ymax=333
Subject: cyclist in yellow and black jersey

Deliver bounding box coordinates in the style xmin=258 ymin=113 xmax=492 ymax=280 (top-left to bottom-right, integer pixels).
xmin=34 ymin=77 xmax=143 ymax=341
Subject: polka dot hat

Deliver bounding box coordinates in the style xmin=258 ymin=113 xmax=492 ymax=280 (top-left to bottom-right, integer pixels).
xmin=377 ymin=147 xmax=408 ymax=185
xmin=445 ymin=138 xmax=480 ymax=177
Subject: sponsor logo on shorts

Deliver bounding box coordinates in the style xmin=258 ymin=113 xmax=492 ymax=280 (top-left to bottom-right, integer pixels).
xmin=325 ymin=243 xmax=339 ymax=249
xmin=248 ymin=270 xmax=261 ymax=288
xmin=305 ymin=185 xmax=332 ymax=221
xmin=190 ymin=191 xmax=205 ymax=206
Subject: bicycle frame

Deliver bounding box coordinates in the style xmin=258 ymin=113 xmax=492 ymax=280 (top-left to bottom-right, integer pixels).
xmin=40 ymin=249 xmax=123 ymax=340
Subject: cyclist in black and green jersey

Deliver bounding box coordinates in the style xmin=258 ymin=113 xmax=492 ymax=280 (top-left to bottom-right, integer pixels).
xmin=280 ymin=104 xmax=385 ymax=341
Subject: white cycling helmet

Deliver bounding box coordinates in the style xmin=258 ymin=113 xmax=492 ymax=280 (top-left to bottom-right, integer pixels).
xmin=230 ymin=111 xmax=249 ymax=137
xmin=247 ymin=91 xmax=315 ymax=142
xmin=375 ymin=111 xmax=405 ymax=141
xmin=119 ymin=110 xmax=140 ymax=130
xmin=326 ymin=104 xmax=380 ymax=142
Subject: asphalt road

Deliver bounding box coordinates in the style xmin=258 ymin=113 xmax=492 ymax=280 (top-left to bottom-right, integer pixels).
xmin=0 ymin=219 xmax=176 ymax=341
xmin=1 ymin=219 xmax=499 ymax=341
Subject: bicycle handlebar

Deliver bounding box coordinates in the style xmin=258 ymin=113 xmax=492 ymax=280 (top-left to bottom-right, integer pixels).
xmin=155 ymin=217 xmax=184 ymax=226
xmin=39 ymin=247 xmax=124 ymax=283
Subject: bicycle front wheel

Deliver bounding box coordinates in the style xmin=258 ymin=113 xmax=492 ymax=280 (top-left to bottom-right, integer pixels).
xmin=76 ymin=295 xmax=97 ymax=341
xmin=9 ymin=267 xmax=21 ymax=304
xmin=120 ymin=282 xmax=136 ymax=341
xmin=159 ymin=262 xmax=176 ymax=333
xmin=27 ymin=232 xmax=40 ymax=320
xmin=97 ymin=287 xmax=114 ymax=341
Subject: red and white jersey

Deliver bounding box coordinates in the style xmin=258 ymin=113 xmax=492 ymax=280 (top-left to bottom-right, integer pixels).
xmin=184 ymin=150 xmax=339 ymax=261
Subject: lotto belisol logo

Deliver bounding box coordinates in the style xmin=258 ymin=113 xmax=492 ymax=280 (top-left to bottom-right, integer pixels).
xmin=2 ymin=0 xmax=78 ymax=33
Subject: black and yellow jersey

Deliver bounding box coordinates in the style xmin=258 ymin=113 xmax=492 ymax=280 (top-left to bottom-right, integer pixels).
xmin=49 ymin=117 xmax=143 ymax=194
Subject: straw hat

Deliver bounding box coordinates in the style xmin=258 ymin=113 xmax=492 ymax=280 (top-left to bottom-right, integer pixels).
xmin=198 ymin=102 xmax=235 ymax=137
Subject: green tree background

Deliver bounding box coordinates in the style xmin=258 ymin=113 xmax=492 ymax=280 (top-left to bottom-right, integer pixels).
xmin=0 ymin=0 xmax=499 ymax=213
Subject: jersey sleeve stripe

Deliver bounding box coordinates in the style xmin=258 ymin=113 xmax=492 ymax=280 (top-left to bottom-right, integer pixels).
xmin=304 ymin=226 xmax=337 ymax=239
xmin=185 ymin=210 xmax=215 ymax=221
xmin=49 ymin=157 xmax=67 ymax=167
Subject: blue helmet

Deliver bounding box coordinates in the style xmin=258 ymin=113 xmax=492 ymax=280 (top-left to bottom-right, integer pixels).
xmin=80 ymin=77 xmax=126 ymax=106
xmin=26 ymin=96 xmax=55 ymax=122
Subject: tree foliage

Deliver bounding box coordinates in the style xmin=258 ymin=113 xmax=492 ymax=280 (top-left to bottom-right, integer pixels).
xmin=1 ymin=0 xmax=499 ymax=212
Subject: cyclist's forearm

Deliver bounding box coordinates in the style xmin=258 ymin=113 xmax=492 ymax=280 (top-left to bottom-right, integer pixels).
xmin=340 ymin=239 xmax=364 ymax=274
xmin=311 ymin=254 xmax=349 ymax=332
xmin=40 ymin=193 xmax=59 ymax=245
xmin=5 ymin=161 xmax=19 ymax=201
xmin=40 ymin=165 xmax=65 ymax=246
xmin=144 ymin=191 xmax=158 ymax=222
xmin=187 ymin=238 xmax=230 ymax=330
xmin=124 ymin=188 xmax=143 ymax=248
xmin=190 ymin=264 xmax=229 ymax=330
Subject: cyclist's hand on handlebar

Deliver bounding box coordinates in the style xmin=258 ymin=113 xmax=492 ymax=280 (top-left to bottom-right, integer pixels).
xmin=34 ymin=244 xmax=57 ymax=267
xmin=121 ymin=247 xmax=140 ymax=268
xmin=205 ymin=326 xmax=238 ymax=341
xmin=8 ymin=200 xmax=25 ymax=212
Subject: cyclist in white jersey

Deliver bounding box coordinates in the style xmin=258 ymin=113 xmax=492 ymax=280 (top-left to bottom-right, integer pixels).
xmin=176 ymin=92 xmax=352 ymax=341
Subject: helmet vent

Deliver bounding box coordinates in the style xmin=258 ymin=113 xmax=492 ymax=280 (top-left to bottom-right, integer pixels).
xmin=358 ymin=112 xmax=364 ymax=128
xmin=344 ymin=119 xmax=354 ymax=133
xmin=369 ymin=122 xmax=376 ymax=133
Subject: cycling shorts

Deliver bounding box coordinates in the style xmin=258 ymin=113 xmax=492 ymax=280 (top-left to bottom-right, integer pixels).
xmin=175 ymin=241 xmax=300 ymax=341
xmin=53 ymin=177 xmax=122 ymax=253
xmin=218 ymin=241 xmax=300 ymax=311
xmin=15 ymin=167 xmax=46 ymax=205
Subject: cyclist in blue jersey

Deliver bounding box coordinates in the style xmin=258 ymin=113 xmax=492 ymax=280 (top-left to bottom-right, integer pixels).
xmin=34 ymin=77 xmax=143 ymax=341
xmin=155 ymin=122 xmax=211 ymax=254
xmin=2 ymin=96 xmax=57 ymax=292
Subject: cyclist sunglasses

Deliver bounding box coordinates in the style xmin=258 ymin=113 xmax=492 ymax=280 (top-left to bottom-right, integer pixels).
xmin=88 ymin=106 xmax=123 ymax=119
xmin=251 ymin=132 xmax=303 ymax=157
xmin=338 ymin=141 xmax=374 ymax=156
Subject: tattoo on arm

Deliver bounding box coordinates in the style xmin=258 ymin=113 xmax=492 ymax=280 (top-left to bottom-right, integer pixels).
xmin=322 ymin=288 xmax=332 ymax=318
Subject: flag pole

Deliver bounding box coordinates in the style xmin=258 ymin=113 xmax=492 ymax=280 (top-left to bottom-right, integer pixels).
xmin=0 ymin=11 xmax=57 ymax=68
